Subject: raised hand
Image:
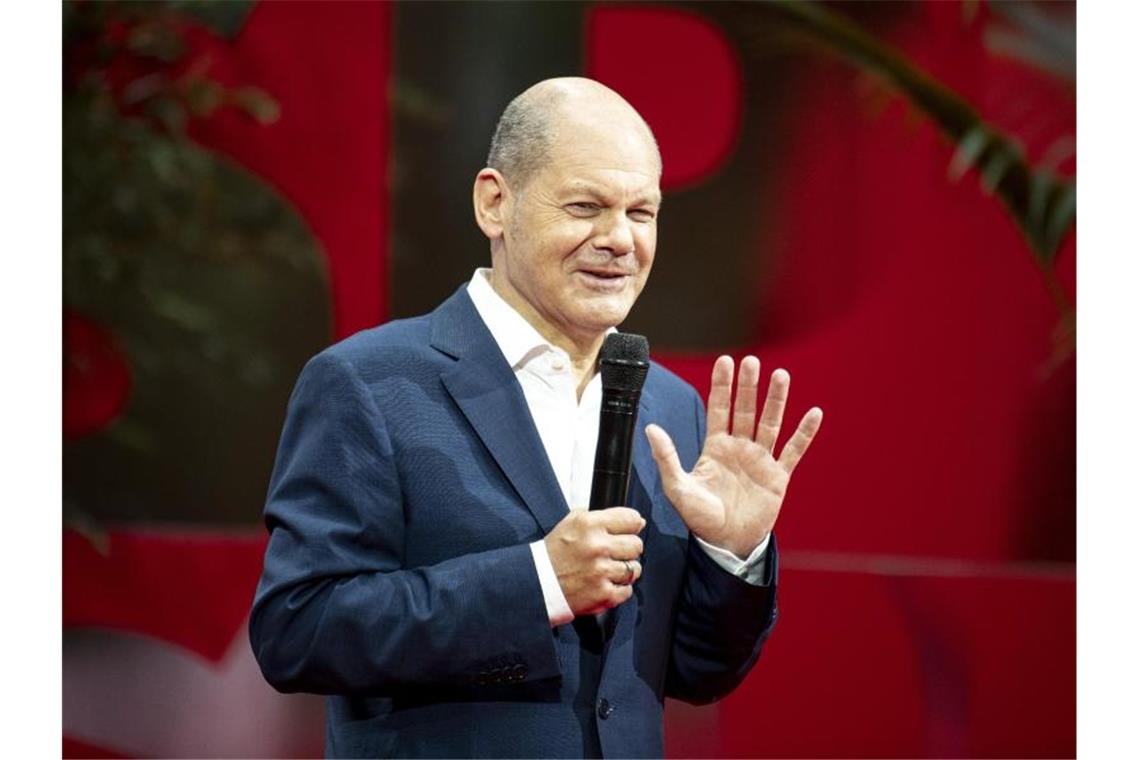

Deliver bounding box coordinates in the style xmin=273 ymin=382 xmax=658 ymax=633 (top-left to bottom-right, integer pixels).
xmin=645 ymin=356 xmax=822 ymax=559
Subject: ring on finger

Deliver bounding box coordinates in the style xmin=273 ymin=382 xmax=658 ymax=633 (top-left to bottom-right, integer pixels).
xmin=622 ymin=560 xmax=635 ymax=585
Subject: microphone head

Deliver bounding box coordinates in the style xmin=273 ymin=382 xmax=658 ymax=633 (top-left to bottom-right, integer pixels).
xmin=598 ymin=332 xmax=650 ymax=392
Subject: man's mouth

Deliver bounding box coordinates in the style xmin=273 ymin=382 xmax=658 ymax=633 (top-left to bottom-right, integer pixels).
xmin=578 ymin=269 xmax=629 ymax=280
xmin=575 ymin=269 xmax=632 ymax=293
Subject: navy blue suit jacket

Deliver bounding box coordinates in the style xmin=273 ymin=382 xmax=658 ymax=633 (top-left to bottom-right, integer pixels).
xmin=250 ymin=286 xmax=779 ymax=758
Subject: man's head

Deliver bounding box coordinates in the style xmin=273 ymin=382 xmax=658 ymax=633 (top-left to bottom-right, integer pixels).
xmin=473 ymin=77 xmax=662 ymax=353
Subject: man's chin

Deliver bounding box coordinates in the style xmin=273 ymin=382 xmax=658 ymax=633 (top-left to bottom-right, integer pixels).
xmin=572 ymin=306 xmax=634 ymax=338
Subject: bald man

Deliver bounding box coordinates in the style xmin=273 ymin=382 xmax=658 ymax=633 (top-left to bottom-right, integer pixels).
xmin=251 ymin=78 xmax=822 ymax=758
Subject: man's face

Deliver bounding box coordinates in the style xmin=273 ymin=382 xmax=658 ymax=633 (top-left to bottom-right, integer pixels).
xmin=493 ymin=117 xmax=661 ymax=346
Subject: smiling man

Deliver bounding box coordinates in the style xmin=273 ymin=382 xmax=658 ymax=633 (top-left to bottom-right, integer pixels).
xmin=250 ymin=77 xmax=822 ymax=758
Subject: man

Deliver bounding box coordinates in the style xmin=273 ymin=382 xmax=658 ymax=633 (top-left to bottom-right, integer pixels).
xmin=250 ymin=77 xmax=822 ymax=758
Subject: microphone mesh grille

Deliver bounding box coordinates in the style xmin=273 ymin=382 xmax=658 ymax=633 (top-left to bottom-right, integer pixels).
xmin=598 ymin=332 xmax=650 ymax=391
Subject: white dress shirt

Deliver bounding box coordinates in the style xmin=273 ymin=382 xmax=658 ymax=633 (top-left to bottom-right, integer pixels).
xmin=465 ymin=269 xmax=770 ymax=626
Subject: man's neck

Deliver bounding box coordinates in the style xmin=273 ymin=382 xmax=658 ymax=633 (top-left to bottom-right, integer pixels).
xmin=486 ymin=269 xmax=608 ymax=396
xmin=535 ymin=324 xmax=604 ymax=402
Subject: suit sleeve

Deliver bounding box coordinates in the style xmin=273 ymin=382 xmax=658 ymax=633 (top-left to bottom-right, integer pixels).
xmin=249 ymin=351 xmax=561 ymax=695
xmin=664 ymin=388 xmax=780 ymax=705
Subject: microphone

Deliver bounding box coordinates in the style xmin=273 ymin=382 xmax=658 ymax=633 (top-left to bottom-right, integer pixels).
xmin=589 ymin=332 xmax=650 ymax=510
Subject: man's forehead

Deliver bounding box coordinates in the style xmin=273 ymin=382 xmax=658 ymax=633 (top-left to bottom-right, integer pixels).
xmin=543 ymin=124 xmax=661 ymax=193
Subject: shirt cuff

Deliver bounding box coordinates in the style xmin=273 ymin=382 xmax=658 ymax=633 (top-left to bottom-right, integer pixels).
xmin=530 ymin=540 xmax=575 ymax=627
xmin=695 ymin=533 xmax=771 ymax=585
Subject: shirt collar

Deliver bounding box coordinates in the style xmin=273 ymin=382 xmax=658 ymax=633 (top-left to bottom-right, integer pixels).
xmin=466 ymin=268 xmax=560 ymax=369
xmin=466 ymin=268 xmax=616 ymax=371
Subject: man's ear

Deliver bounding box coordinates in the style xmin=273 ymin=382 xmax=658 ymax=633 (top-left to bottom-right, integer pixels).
xmin=473 ymin=168 xmax=509 ymax=240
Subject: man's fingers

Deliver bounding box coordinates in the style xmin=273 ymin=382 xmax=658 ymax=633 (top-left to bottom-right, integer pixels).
xmin=606 ymin=582 xmax=634 ymax=608
xmin=645 ymin=424 xmax=687 ymax=498
xmin=731 ymin=356 xmax=761 ymax=439
xmin=597 ymin=507 xmax=645 ymax=535
xmin=777 ymin=407 xmax=823 ymax=474
xmin=706 ymin=356 xmax=734 ymax=437
xmin=756 ymin=369 xmax=790 ymax=451
xmin=607 ymin=558 xmax=642 ymax=584
xmin=606 ymin=533 xmax=644 ymax=560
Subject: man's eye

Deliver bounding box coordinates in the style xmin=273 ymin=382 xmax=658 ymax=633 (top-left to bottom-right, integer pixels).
xmin=630 ymin=209 xmax=657 ymax=222
xmin=568 ymin=202 xmax=600 ymax=214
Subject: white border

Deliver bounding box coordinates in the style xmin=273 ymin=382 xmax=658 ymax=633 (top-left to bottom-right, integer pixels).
xmin=1 ymin=0 xmax=62 ymax=754
xmin=1078 ymin=1 xmax=1140 ymax=757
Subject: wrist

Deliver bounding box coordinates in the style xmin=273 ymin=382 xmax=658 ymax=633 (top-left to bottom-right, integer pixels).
xmin=716 ymin=532 xmax=770 ymax=561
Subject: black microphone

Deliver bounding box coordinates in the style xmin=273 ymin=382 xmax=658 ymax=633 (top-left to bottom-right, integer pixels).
xmin=589 ymin=332 xmax=650 ymax=510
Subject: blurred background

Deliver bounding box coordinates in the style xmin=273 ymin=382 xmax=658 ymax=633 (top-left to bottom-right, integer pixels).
xmin=62 ymin=1 xmax=1075 ymax=757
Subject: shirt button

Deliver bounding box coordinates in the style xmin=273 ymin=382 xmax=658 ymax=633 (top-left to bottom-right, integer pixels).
xmin=550 ymin=357 xmax=566 ymax=371
xmin=597 ymin=698 xmax=614 ymax=720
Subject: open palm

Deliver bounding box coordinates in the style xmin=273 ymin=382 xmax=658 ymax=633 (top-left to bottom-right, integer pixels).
xmin=646 ymin=356 xmax=822 ymax=558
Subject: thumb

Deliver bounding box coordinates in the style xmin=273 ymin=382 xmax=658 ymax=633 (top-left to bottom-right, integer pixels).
xmin=645 ymin=424 xmax=688 ymax=494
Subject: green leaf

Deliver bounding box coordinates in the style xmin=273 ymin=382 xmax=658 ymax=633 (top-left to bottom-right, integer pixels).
xmin=170 ymin=0 xmax=255 ymax=39
xmin=978 ymin=142 xmax=1020 ymax=196
xmin=184 ymin=77 xmax=223 ymax=117
xmin=146 ymin=95 xmax=187 ymax=134
xmin=1027 ymin=171 xmax=1052 ymax=239
xmin=1043 ymin=182 xmax=1076 ymax=262
xmin=127 ymin=20 xmax=185 ymax=63
xmin=230 ymin=87 xmax=281 ymax=125
xmin=948 ymin=126 xmax=990 ymax=182
xmin=63 ymin=500 xmax=111 ymax=557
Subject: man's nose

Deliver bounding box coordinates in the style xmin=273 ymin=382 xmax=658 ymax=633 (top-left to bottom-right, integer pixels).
xmin=594 ymin=212 xmax=636 ymax=256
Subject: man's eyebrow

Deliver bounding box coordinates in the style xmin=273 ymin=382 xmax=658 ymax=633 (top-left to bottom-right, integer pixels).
xmin=562 ymin=182 xmax=607 ymax=198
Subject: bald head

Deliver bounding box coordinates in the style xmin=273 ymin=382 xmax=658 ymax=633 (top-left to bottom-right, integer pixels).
xmin=486 ymin=77 xmax=661 ymax=191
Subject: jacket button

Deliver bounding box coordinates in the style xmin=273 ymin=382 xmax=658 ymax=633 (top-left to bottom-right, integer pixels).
xmin=597 ymin=698 xmax=614 ymax=720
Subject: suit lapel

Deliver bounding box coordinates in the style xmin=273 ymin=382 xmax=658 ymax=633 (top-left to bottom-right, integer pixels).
xmin=629 ymin=387 xmax=660 ymax=523
xmin=431 ymin=288 xmax=569 ymax=535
